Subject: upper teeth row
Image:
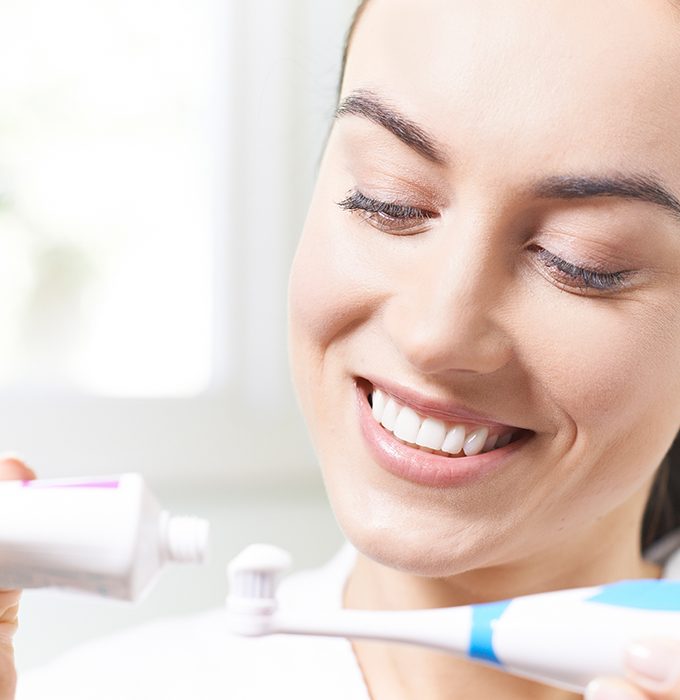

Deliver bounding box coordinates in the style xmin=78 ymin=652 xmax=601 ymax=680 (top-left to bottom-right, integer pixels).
xmin=370 ymin=389 xmax=514 ymax=457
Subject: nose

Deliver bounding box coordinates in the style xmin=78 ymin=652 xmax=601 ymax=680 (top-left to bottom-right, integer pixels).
xmin=383 ymin=237 xmax=514 ymax=377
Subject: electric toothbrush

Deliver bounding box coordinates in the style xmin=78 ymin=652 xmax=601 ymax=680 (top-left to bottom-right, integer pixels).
xmin=226 ymin=544 xmax=680 ymax=694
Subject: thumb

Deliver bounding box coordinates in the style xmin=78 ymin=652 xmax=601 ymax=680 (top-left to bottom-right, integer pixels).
xmin=585 ymin=639 xmax=680 ymax=700
xmin=0 ymin=455 xmax=35 ymax=482
xmin=624 ymin=639 xmax=680 ymax=699
xmin=0 ymin=453 xmax=34 ymax=699
xmin=0 ymin=589 xmax=20 ymax=700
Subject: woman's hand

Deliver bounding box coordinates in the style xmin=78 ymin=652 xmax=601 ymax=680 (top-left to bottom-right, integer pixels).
xmin=0 ymin=456 xmax=36 ymax=700
xmin=586 ymin=640 xmax=680 ymax=699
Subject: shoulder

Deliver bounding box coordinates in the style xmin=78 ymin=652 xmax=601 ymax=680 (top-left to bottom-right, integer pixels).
xmin=17 ymin=544 xmax=368 ymax=700
xmin=18 ymin=607 xmax=232 ymax=699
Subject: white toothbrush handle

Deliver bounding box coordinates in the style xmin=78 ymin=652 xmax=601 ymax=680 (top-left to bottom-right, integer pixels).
xmin=495 ymin=596 xmax=680 ymax=692
xmin=274 ymin=606 xmax=472 ymax=654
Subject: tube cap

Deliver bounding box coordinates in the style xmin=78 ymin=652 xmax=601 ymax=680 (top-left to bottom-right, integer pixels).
xmin=164 ymin=515 xmax=210 ymax=563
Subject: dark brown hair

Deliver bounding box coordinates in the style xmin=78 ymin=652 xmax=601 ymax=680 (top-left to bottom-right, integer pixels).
xmin=337 ymin=0 xmax=370 ymax=99
xmin=338 ymin=0 xmax=680 ymax=550
xmin=643 ymin=436 xmax=680 ymax=549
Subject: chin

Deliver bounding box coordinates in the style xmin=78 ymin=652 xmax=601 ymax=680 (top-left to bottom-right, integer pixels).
xmin=332 ymin=494 xmax=500 ymax=578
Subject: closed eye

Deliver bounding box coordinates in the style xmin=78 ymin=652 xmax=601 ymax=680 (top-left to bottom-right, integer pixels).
xmin=529 ymin=245 xmax=630 ymax=292
xmin=337 ymin=190 xmax=437 ymax=235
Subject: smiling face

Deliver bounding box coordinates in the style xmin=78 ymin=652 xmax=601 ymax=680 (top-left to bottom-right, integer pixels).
xmin=288 ymin=0 xmax=680 ymax=579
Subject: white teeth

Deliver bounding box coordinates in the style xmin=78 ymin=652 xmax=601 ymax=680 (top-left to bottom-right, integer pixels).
xmin=393 ymin=406 xmax=422 ymax=443
xmin=496 ymin=432 xmax=513 ymax=448
xmin=441 ymin=425 xmax=466 ymax=455
xmin=463 ymin=427 xmax=489 ymax=456
xmin=380 ymin=398 xmax=400 ymax=432
xmin=483 ymin=434 xmax=498 ymax=452
xmin=415 ymin=417 xmax=447 ymax=450
xmin=371 ymin=390 xmax=387 ymax=423
xmin=370 ymin=388 xmax=517 ymax=458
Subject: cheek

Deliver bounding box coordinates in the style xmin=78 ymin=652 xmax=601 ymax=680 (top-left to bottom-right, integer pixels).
xmin=288 ymin=189 xmax=383 ymax=371
xmin=523 ymin=289 xmax=680 ymax=500
xmin=287 ymin=192 xmax=375 ymax=426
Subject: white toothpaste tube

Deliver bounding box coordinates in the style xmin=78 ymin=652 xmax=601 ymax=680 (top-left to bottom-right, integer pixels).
xmin=0 ymin=473 xmax=209 ymax=600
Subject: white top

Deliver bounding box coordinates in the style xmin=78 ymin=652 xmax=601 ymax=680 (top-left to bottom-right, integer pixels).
xmin=16 ymin=544 xmax=370 ymax=700
xmin=17 ymin=539 xmax=680 ymax=699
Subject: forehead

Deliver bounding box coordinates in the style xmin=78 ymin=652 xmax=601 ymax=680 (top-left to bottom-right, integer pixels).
xmin=342 ymin=0 xmax=680 ymax=178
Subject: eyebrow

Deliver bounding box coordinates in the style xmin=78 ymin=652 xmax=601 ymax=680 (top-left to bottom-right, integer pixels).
xmin=530 ymin=174 xmax=680 ymax=223
xmin=335 ymin=89 xmax=449 ymax=166
xmin=335 ymin=89 xmax=680 ymax=223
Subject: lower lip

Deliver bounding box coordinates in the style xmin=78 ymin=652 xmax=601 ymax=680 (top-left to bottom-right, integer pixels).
xmin=355 ymin=381 xmax=530 ymax=488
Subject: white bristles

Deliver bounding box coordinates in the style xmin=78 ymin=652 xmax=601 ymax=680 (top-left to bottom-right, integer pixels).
xmin=227 ymin=543 xmax=292 ymax=598
xmin=233 ymin=570 xmax=275 ymax=599
xmin=226 ymin=544 xmax=292 ymax=636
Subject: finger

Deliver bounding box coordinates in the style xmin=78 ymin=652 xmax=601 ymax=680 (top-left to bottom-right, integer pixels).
xmin=585 ymin=677 xmax=647 ymax=699
xmin=622 ymin=639 xmax=680 ymax=699
xmin=0 ymin=589 xmax=20 ymax=700
xmin=0 ymin=456 xmax=31 ymax=700
xmin=0 ymin=454 xmax=35 ymax=481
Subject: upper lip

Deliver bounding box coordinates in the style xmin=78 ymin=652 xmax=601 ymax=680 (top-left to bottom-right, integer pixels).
xmin=359 ymin=375 xmax=520 ymax=430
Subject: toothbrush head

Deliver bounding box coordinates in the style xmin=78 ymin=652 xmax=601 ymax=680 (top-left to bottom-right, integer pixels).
xmin=226 ymin=544 xmax=292 ymax=636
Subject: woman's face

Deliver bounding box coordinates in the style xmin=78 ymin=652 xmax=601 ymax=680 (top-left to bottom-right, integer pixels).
xmin=288 ymin=0 xmax=680 ymax=578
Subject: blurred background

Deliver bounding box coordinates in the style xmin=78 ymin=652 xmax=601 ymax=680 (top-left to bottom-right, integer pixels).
xmin=0 ymin=0 xmax=359 ymax=671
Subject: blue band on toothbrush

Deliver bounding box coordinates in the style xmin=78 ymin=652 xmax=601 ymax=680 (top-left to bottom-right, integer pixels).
xmin=587 ymin=580 xmax=680 ymax=611
xmin=469 ymin=600 xmax=511 ymax=665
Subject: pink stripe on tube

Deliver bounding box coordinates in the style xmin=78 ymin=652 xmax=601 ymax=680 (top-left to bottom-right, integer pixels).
xmin=21 ymin=480 xmax=120 ymax=489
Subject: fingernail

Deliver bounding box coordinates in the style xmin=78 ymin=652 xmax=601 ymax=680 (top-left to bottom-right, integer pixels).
xmin=584 ymin=679 xmax=641 ymax=700
xmin=625 ymin=639 xmax=680 ymax=684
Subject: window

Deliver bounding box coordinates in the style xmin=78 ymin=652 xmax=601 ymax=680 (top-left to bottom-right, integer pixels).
xmin=0 ymin=0 xmax=358 ymax=484
xmin=0 ymin=0 xmax=218 ymax=396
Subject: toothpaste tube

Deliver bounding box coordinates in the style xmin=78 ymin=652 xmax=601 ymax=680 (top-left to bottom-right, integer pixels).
xmin=0 ymin=473 xmax=209 ymax=600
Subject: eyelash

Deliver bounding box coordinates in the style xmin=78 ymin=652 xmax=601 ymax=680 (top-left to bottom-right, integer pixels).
xmin=528 ymin=245 xmax=627 ymax=291
xmin=337 ymin=190 xmax=436 ymax=233
xmin=337 ymin=189 xmax=630 ymax=292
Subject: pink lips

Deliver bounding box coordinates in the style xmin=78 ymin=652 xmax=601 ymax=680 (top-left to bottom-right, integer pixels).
xmin=355 ymin=381 xmax=530 ymax=488
xmin=362 ymin=375 xmax=518 ymax=429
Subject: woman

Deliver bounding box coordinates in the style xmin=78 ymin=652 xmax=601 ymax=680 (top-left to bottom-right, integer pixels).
xmin=4 ymin=0 xmax=680 ymax=698
xmin=288 ymin=0 xmax=680 ymax=697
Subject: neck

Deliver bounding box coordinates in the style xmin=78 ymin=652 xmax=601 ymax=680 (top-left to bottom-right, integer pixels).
xmin=343 ymin=494 xmax=661 ymax=700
